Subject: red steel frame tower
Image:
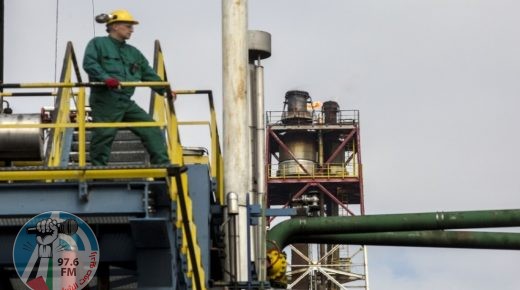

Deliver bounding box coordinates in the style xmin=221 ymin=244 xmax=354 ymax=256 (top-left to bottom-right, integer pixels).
xmin=266 ymin=90 xmax=368 ymax=290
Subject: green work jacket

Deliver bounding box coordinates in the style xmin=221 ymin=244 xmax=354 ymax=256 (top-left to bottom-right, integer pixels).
xmin=83 ymin=36 xmax=165 ymax=98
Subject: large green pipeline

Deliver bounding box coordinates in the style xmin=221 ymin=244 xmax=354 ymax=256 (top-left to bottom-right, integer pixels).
xmin=266 ymin=209 xmax=520 ymax=250
xmin=298 ymin=231 xmax=520 ymax=250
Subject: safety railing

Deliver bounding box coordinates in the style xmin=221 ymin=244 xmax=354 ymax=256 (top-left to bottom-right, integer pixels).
xmin=0 ymin=81 xmax=171 ymax=178
xmin=266 ymin=109 xmax=359 ymax=126
xmin=173 ymin=89 xmax=224 ymax=204
xmin=268 ymin=162 xmax=359 ymax=179
xmin=152 ymin=40 xmax=208 ymax=290
xmin=0 ymin=41 xmax=173 ymax=180
xmin=0 ymin=40 xmax=209 ymax=290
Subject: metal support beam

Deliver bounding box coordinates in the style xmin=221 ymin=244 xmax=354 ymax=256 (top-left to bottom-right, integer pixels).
xmin=268 ymin=183 xmax=311 ymax=224
xmin=268 ymin=128 xmax=312 ymax=176
xmin=0 ymin=182 xmax=149 ymax=216
xmin=324 ymin=129 xmax=356 ymax=165
xmin=314 ymin=183 xmax=356 ymax=216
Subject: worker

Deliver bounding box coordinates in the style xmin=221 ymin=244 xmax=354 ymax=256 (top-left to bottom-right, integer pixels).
xmin=83 ymin=9 xmax=170 ymax=166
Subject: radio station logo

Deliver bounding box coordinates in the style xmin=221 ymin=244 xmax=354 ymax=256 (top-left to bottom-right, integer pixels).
xmin=13 ymin=211 xmax=99 ymax=290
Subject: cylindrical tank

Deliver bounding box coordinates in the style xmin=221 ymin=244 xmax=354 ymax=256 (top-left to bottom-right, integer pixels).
xmin=322 ymin=101 xmax=339 ymax=125
xmin=0 ymin=114 xmax=44 ymax=161
xmin=281 ymin=90 xmax=312 ymax=124
xmin=323 ymin=132 xmax=346 ymax=175
xmin=277 ymin=131 xmax=316 ymax=176
xmin=322 ymin=101 xmax=345 ymax=175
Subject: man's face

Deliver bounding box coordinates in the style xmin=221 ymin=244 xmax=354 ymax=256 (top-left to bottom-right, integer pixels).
xmin=112 ymin=22 xmax=134 ymax=40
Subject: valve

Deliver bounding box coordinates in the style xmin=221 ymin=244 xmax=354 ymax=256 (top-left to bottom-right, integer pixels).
xmin=292 ymin=190 xmax=320 ymax=215
xmin=267 ymin=250 xmax=287 ymax=288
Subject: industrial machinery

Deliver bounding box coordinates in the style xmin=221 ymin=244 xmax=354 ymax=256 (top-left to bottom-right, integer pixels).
xmin=0 ymin=41 xmax=225 ymax=289
xmin=266 ymin=90 xmax=368 ymax=289
xmin=2 ymin=3 xmax=520 ymax=290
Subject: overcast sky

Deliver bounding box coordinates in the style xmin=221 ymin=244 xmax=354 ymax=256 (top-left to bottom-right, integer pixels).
xmin=4 ymin=1 xmax=520 ymax=289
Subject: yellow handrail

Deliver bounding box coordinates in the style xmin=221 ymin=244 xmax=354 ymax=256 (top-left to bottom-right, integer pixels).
xmin=77 ymin=87 xmax=87 ymax=166
xmin=152 ymin=40 xmax=207 ymax=290
xmin=46 ymin=42 xmax=75 ymax=167
xmin=0 ymin=81 xmax=169 ymax=88
xmin=0 ymin=122 xmax=165 ymax=129
xmin=174 ymin=90 xmax=224 ymax=204
xmin=0 ymin=42 xmax=173 ymax=177
xmin=268 ymin=163 xmax=359 ymax=179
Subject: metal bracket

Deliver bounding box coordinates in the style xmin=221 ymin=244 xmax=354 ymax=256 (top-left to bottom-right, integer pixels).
xmin=265 ymin=208 xmax=297 ymax=217
xmin=78 ymin=181 xmax=89 ymax=202
xmin=248 ymin=204 xmax=262 ymax=226
xmin=166 ymin=164 xmax=188 ymax=177
xmin=210 ymin=177 xmax=218 ymax=193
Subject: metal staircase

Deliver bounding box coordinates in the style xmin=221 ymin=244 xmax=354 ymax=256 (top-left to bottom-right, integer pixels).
xmin=69 ymin=129 xmax=150 ymax=166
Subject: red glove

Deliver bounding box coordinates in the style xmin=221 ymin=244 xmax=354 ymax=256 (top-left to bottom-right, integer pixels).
xmin=104 ymin=78 xmax=120 ymax=89
xmin=167 ymin=90 xmax=177 ymax=101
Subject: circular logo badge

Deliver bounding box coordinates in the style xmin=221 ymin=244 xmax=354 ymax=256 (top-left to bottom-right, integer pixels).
xmin=13 ymin=211 xmax=100 ymax=290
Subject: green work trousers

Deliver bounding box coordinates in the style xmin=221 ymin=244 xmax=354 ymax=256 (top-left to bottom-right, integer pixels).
xmin=89 ymin=95 xmax=169 ymax=166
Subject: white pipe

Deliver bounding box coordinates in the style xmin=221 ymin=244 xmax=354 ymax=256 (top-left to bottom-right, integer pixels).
xmin=222 ymin=0 xmax=250 ymax=282
xmin=248 ymin=62 xmax=258 ymax=273
xmin=254 ymin=64 xmax=267 ymax=280
xmin=364 ymin=246 xmax=371 ymax=290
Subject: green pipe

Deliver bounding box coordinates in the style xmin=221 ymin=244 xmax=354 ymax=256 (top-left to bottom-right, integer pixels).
xmin=266 ymin=209 xmax=520 ymax=251
xmin=297 ymin=231 xmax=520 ymax=250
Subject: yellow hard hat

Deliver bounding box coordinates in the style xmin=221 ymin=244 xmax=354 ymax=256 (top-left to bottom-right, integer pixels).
xmin=107 ymin=9 xmax=139 ymax=25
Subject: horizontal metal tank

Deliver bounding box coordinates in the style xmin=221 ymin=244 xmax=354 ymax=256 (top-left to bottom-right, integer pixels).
xmin=0 ymin=114 xmax=44 ymax=161
xmin=281 ymin=90 xmax=312 ymax=124
xmin=277 ymin=131 xmax=317 ymax=176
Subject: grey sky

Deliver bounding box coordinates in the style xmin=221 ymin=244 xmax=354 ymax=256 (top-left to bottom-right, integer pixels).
xmin=4 ymin=1 xmax=520 ymax=289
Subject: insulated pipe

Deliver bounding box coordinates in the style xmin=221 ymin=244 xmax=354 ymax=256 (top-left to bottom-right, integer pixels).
xmin=254 ymin=64 xmax=267 ymax=280
xmin=226 ymin=192 xmax=239 ymax=281
xmin=248 ymin=56 xmax=258 ymax=278
xmin=222 ymin=0 xmax=250 ymax=282
xmin=267 ymin=209 xmax=520 ymax=251
xmin=248 ymin=30 xmax=271 ymax=281
xmin=296 ymin=231 xmax=520 ymax=250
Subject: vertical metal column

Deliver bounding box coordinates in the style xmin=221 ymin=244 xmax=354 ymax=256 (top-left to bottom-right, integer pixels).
xmin=222 ymin=0 xmax=250 ymax=282
xmin=248 ymin=30 xmax=271 ymax=282
xmin=253 ymin=64 xmax=266 ymax=280
xmin=0 ymin=0 xmax=4 ymax=112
